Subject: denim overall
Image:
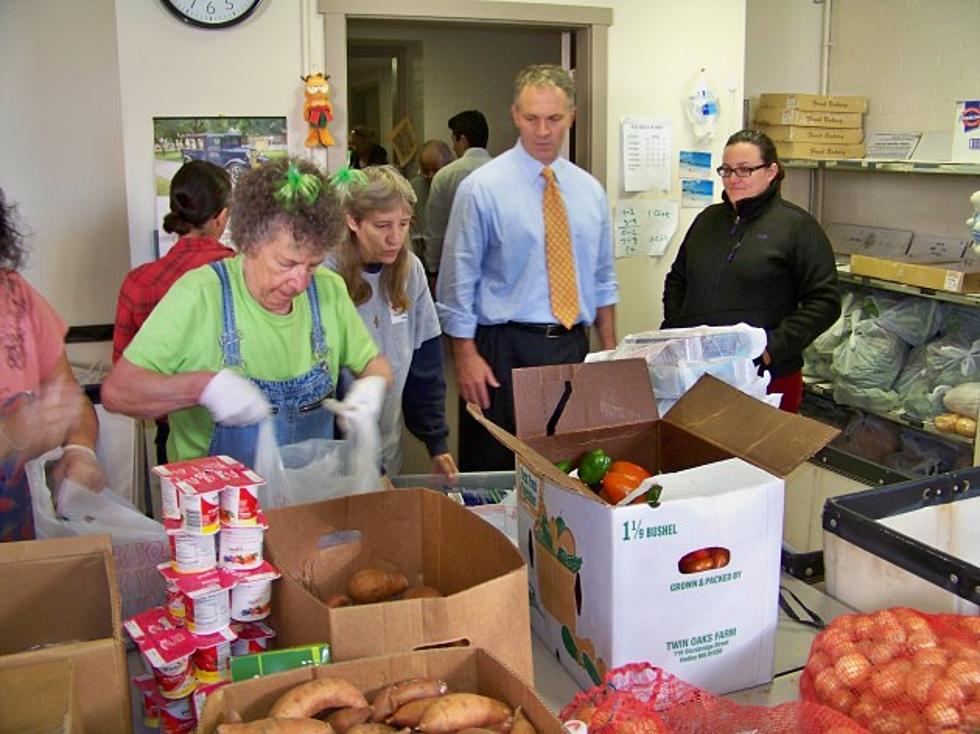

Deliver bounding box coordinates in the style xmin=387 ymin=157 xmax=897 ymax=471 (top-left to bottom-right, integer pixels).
xmin=206 ymin=261 xmax=335 ymax=468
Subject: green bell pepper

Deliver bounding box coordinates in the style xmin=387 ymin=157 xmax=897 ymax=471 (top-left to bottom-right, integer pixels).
xmin=578 ymin=448 xmax=612 ymax=486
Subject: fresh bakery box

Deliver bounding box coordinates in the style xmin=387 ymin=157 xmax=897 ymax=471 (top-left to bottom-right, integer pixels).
xmin=850 ymin=253 xmax=980 ymax=294
xmin=753 ymin=107 xmax=863 ymax=129
xmin=774 ymin=141 xmax=866 ymax=160
xmin=199 ymin=646 xmax=562 ymax=734
xmin=758 ymin=93 xmax=868 ymax=114
xmin=0 ymin=659 xmax=82 ymax=734
xmin=758 ymin=124 xmax=865 ymax=145
xmin=0 ymin=535 xmax=131 ymax=733
xmin=264 ymin=488 xmax=533 ymax=681
xmin=469 ymin=360 xmax=838 ymax=694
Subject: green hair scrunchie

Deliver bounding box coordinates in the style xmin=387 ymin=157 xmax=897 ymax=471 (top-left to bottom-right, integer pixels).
xmin=328 ymin=157 xmax=369 ymax=201
xmin=274 ymin=163 xmax=322 ymax=210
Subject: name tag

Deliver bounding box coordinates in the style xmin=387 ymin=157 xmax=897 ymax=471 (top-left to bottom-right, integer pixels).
xmin=390 ymin=304 xmax=408 ymax=325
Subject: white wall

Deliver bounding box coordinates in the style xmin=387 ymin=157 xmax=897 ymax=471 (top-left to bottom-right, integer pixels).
xmin=745 ymin=0 xmax=824 ymax=110
xmin=0 ymin=0 xmax=130 ymax=326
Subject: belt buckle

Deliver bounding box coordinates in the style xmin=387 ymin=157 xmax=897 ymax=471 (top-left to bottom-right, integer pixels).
xmin=544 ymin=324 xmax=562 ymax=338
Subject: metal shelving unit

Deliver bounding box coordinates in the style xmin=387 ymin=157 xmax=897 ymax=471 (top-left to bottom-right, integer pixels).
xmin=784 ymin=158 xmax=980 ymax=177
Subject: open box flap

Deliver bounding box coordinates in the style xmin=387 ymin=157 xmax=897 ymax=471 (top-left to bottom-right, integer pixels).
xmin=466 ymin=404 xmax=600 ymax=502
xmin=512 ymin=359 xmax=658 ymax=440
xmin=663 ymin=374 xmax=840 ymax=477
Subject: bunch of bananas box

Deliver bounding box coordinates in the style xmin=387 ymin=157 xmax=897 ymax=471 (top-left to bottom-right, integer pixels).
xmin=472 ymin=359 xmax=838 ymax=694
xmin=755 ymin=92 xmax=868 ymax=159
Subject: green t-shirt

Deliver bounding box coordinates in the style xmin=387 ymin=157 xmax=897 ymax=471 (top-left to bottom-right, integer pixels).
xmin=124 ymin=256 xmax=378 ymax=460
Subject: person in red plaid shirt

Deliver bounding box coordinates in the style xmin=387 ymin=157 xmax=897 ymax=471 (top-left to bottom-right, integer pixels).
xmin=112 ymin=160 xmax=234 ymax=462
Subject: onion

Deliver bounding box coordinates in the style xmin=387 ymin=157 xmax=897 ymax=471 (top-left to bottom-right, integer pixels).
xmin=835 ymin=652 xmax=872 ymax=688
xmin=905 ymin=664 xmax=943 ymax=705
xmin=814 ymin=667 xmax=844 ymax=700
xmin=923 ymin=701 xmax=960 ymax=728
xmin=870 ymin=666 xmax=907 ymax=701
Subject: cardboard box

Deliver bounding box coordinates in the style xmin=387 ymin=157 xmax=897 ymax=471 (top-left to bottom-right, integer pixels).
xmin=824 ymin=222 xmax=913 ymax=258
xmin=0 ymin=535 xmax=131 ymax=733
xmin=199 ymin=647 xmax=563 ymax=734
xmin=0 ymin=659 xmax=81 ymax=734
xmin=850 ymin=253 xmax=980 ymax=293
xmin=951 ymin=99 xmax=980 ymax=163
xmin=907 ymin=232 xmax=971 ymax=263
xmin=776 ymin=141 xmax=866 ymax=160
xmin=470 ymin=361 xmax=838 ymax=694
xmin=758 ymin=93 xmax=868 ymax=114
xmin=753 ymin=107 xmax=863 ymax=129
xmin=264 ymin=489 xmax=533 ymax=681
xmin=758 ymin=124 xmax=864 ymax=144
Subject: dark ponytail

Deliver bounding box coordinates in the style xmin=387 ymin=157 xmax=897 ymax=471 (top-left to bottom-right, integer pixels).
xmin=0 ymin=189 xmax=27 ymax=271
xmin=163 ymin=160 xmax=232 ymax=235
xmin=726 ymin=128 xmax=785 ymax=183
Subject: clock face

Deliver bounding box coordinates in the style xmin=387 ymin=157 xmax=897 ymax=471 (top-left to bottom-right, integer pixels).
xmin=162 ymin=0 xmax=262 ymax=29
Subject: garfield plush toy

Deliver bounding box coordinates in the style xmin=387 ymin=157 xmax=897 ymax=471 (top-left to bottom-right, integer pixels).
xmin=302 ymin=73 xmax=334 ymax=148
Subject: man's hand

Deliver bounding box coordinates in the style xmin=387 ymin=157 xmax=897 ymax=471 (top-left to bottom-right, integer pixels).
xmin=430 ymin=453 xmax=459 ymax=483
xmin=450 ymin=338 xmax=500 ymax=409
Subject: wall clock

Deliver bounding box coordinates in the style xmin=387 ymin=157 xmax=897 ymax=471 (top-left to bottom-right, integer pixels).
xmin=161 ymin=0 xmax=262 ymax=30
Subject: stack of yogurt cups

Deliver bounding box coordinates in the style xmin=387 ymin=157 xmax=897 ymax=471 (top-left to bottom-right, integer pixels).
xmin=124 ymin=455 xmax=282 ymax=732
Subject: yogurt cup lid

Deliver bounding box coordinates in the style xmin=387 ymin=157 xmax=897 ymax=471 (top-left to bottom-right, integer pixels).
xmin=152 ymin=455 xmax=244 ymax=479
xmin=232 ymin=560 xmax=281 ymax=584
xmin=229 ymin=620 xmax=276 ymax=641
xmin=140 ymin=627 xmax=197 ymax=666
xmin=159 ymin=564 xmax=239 ymax=598
xmin=190 ymin=626 xmax=237 ymax=650
xmin=174 ymin=463 xmax=266 ymax=496
xmin=125 ymin=606 xmax=180 ymax=641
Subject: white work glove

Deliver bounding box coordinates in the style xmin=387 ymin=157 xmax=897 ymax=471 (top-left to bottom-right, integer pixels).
xmin=199 ymin=369 xmax=271 ymax=426
xmin=339 ymin=375 xmax=386 ymax=425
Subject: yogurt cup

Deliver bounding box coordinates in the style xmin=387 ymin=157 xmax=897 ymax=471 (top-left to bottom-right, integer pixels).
xmin=230 ymin=561 xmax=281 ymax=622
xmin=166 ymin=583 xmax=185 ymax=623
xmin=230 ymin=620 xmax=276 ymax=655
xmin=219 ymin=484 xmax=260 ymax=526
xmin=139 ymin=628 xmax=197 ymax=700
xmin=219 ymin=525 xmax=264 ymax=570
xmin=179 ymin=490 xmax=221 ymax=535
xmin=132 ymin=673 xmax=165 ymax=728
xmin=169 ymin=531 xmax=216 ymax=574
xmin=183 ymin=588 xmax=231 ymax=635
xmin=190 ymin=626 xmax=237 ymax=683
xmin=159 ymin=694 xmax=197 ymax=734
xmin=153 ymin=456 xmax=244 ymax=521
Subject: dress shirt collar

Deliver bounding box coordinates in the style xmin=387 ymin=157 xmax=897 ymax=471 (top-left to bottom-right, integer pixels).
xmin=513 ymin=140 xmax=568 ymax=184
xmin=461 ymin=147 xmax=490 ymax=160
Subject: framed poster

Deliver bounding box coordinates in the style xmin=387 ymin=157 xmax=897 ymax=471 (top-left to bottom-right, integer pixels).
xmin=152 ymin=116 xmax=288 ymax=257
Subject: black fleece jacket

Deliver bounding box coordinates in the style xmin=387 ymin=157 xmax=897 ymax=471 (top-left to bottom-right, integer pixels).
xmin=662 ymin=181 xmax=841 ymax=377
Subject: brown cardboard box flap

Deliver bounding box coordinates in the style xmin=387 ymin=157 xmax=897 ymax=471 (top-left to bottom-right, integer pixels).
xmin=466 ymin=403 xmax=599 ymax=502
xmin=199 ymin=647 xmax=563 ymax=734
xmin=0 ymin=659 xmax=79 ymax=734
xmin=664 ymin=375 xmax=840 ymax=476
xmin=512 ymin=359 xmax=658 ymax=438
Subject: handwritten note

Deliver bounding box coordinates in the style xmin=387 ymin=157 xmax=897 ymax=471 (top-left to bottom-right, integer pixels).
xmin=622 ymin=117 xmax=671 ymax=192
xmin=614 ymin=200 xmax=679 ymax=258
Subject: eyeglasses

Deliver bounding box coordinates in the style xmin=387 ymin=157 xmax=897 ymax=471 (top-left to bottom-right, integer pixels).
xmin=716 ymin=163 xmax=770 ymax=178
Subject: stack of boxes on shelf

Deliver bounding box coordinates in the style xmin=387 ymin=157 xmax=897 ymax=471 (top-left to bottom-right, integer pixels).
xmin=125 ymin=456 xmax=280 ymax=733
xmin=754 ymin=93 xmax=867 ymax=160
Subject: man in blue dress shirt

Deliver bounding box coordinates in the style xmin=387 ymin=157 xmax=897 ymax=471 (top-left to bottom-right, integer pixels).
xmin=436 ymin=64 xmax=619 ymax=471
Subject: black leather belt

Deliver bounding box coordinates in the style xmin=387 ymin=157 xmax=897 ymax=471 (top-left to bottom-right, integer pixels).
xmin=506 ymin=321 xmax=584 ymax=338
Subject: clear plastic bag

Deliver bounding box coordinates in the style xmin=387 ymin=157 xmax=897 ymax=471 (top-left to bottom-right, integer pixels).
xmin=831 ymin=320 xmax=908 ymax=392
xmin=254 ymin=414 xmax=382 ymax=509
xmin=26 ymin=448 xmax=168 ymax=618
xmin=874 ymin=295 xmax=942 ymax=346
xmin=943 ymin=381 xmax=980 ymax=418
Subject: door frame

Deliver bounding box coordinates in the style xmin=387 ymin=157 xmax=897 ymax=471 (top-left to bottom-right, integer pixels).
xmin=318 ymin=0 xmax=612 ymax=185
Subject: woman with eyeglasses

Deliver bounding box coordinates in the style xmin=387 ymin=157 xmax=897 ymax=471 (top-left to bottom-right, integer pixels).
xmin=662 ymin=128 xmax=841 ymax=412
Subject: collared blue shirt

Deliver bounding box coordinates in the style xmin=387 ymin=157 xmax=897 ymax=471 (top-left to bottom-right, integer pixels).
xmin=435 ymin=141 xmax=618 ymax=338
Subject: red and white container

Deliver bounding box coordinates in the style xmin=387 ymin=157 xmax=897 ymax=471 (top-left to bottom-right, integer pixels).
xmin=132 ymin=673 xmax=165 ymax=728
xmin=230 ymin=620 xmax=276 ymax=655
xmin=169 ymin=531 xmax=216 ymax=574
xmin=124 ymin=606 xmax=179 ymax=642
xmin=165 ymin=581 xmax=185 ymax=623
xmin=159 ymin=693 xmax=197 ymax=734
xmin=218 ymin=514 xmax=267 ymax=570
xmin=139 ymin=627 xmax=197 ymax=700
xmin=179 ymin=490 xmax=222 ymax=535
xmin=183 ymin=589 xmax=231 ymax=635
xmin=153 ymin=455 xmax=245 ymax=522
xmin=218 ymin=469 xmax=263 ymax=526
xmin=230 ymin=561 xmax=281 ymax=622
xmin=190 ymin=626 xmax=236 ymax=683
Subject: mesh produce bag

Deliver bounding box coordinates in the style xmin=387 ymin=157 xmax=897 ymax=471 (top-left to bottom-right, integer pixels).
xmin=800 ymin=607 xmax=980 ymax=733
xmin=560 ymin=663 xmax=866 ymax=734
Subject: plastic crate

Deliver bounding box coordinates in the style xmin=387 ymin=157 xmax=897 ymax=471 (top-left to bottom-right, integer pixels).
xmin=390 ymin=471 xmax=515 ymax=506
xmin=823 ymin=466 xmax=980 ymax=614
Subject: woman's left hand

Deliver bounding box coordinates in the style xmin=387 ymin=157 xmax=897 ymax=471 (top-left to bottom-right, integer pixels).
xmin=50 ymin=446 xmax=107 ymax=493
xmin=431 ymin=453 xmax=459 ymax=483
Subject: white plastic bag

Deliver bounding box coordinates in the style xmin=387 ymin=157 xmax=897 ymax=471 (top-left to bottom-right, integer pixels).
xmin=27 ymin=448 xmax=168 ymax=618
xmin=254 ymin=413 xmax=382 ymax=509
xmin=943 ymin=382 xmax=980 ymax=418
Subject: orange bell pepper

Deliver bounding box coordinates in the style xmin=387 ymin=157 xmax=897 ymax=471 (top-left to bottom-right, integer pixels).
xmin=600 ymin=460 xmax=652 ymax=504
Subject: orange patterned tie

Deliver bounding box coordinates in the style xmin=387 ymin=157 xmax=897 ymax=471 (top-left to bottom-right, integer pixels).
xmin=541 ymin=166 xmax=579 ymax=329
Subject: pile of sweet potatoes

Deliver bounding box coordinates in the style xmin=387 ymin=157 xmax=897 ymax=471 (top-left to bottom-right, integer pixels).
xmin=216 ymin=676 xmax=537 ymax=734
xmin=324 ymin=567 xmax=443 ymax=608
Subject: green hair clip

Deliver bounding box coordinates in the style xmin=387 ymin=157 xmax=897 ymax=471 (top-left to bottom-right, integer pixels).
xmin=274 ymin=163 xmax=322 ymax=210
xmin=328 ymin=154 xmax=369 ymax=200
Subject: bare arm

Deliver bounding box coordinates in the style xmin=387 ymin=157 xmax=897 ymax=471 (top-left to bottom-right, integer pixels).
xmin=353 ymin=354 xmax=394 ymax=387
xmin=101 ymin=357 xmax=214 ymax=419
xmin=594 ymin=304 xmax=617 ymax=351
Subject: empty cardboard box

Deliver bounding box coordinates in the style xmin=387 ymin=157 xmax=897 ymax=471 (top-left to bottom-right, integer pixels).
xmin=264 ymin=488 xmax=533 ymax=681
xmin=199 ymin=647 xmax=563 ymax=734
xmin=471 ymin=361 xmax=838 ymax=694
xmin=0 ymin=535 xmax=131 ymax=733
xmin=0 ymin=659 xmax=81 ymax=734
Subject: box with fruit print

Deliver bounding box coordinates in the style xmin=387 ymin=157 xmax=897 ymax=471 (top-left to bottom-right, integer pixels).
xmin=470 ymin=359 xmax=838 ymax=694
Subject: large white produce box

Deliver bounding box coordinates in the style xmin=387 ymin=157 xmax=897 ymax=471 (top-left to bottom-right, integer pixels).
xmin=470 ymin=360 xmax=838 ymax=694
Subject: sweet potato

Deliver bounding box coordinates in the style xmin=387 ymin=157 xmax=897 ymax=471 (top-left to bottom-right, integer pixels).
xmin=345 ymin=725 xmax=399 ymax=734
xmin=327 ymin=706 xmax=372 ymax=734
xmin=269 ymin=679 xmax=369 ymax=718
xmin=371 ymin=678 xmax=449 ymax=721
xmin=510 ymin=706 xmax=537 ymax=734
xmin=416 ymin=693 xmax=512 ymax=733
xmin=348 ymin=568 xmax=409 ymax=604
xmin=401 ymin=585 xmax=443 ymax=600
xmin=217 ymin=719 xmax=334 ymax=734
xmin=325 ymin=593 xmax=353 ymax=608
xmin=386 ymin=696 xmax=441 ymax=727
